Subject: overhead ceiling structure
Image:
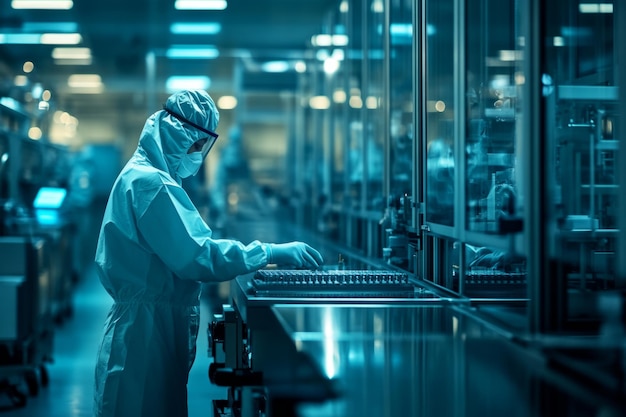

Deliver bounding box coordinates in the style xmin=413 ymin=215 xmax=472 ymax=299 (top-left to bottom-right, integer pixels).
xmin=0 ymin=0 xmax=336 ymax=146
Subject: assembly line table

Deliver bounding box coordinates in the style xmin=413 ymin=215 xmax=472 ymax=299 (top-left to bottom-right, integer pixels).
xmin=228 ymin=274 xmax=626 ymax=417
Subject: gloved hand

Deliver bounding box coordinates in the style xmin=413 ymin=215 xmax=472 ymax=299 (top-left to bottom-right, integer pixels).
xmin=267 ymin=242 xmax=324 ymax=269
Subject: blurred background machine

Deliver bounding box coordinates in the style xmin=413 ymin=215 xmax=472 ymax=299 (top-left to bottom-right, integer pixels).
xmin=0 ymin=91 xmax=77 ymax=407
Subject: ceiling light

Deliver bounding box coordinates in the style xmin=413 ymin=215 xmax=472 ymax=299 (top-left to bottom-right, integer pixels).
xmin=261 ymin=61 xmax=290 ymax=73
xmin=14 ymin=75 xmax=28 ymax=86
xmin=499 ymin=50 xmax=521 ymax=61
xmin=365 ymin=96 xmax=378 ymax=109
xmin=333 ymin=90 xmax=346 ymax=103
xmin=294 ymin=61 xmax=306 ymax=73
xmin=311 ymin=34 xmax=348 ymax=47
xmin=217 ymin=96 xmax=237 ymax=109
xmin=579 ymin=3 xmax=613 ymax=13
xmin=166 ymin=46 xmax=219 ymax=59
xmin=349 ymin=96 xmax=362 ymax=109
xmin=68 ymin=74 xmax=102 ymax=88
xmin=52 ymin=47 xmax=91 ymax=59
xmin=40 ymin=33 xmax=82 ymax=44
xmin=166 ymin=76 xmax=211 ymax=93
xmin=55 ymin=58 xmax=92 ymax=65
xmin=170 ymin=23 xmax=221 ymax=35
xmin=28 ymin=127 xmax=43 ymax=140
xmin=23 ymin=61 xmax=34 ymax=73
xmin=23 ymin=22 xmax=78 ymax=32
xmin=11 ymin=0 xmax=73 ymax=9
xmin=371 ymin=0 xmax=383 ymax=13
xmin=309 ymin=96 xmax=331 ymax=109
xmin=54 ymin=50 xmax=91 ymax=63
xmin=323 ymin=57 xmax=340 ymax=74
xmin=0 ymin=34 xmax=42 ymax=44
xmin=175 ymin=0 xmax=227 ymax=10
xmin=390 ymin=23 xmax=412 ymax=37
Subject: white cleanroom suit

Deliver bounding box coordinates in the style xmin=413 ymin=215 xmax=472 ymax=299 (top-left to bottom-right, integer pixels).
xmin=93 ymin=90 xmax=322 ymax=417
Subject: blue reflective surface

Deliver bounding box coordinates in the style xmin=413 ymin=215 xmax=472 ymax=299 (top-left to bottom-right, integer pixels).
xmin=270 ymin=304 xmax=624 ymax=417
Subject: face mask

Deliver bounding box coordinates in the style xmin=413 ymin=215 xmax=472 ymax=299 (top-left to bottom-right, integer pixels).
xmin=177 ymin=152 xmax=203 ymax=178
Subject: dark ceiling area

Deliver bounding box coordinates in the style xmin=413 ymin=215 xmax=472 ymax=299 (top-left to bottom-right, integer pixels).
xmin=0 ymin=0 xmax=336 ymax=140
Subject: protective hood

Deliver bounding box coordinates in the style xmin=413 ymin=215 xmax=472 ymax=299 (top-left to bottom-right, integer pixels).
xmin=134 ymin=90 xmax=219 ymax=180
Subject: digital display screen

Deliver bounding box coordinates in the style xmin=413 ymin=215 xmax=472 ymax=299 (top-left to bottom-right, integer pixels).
xmin=33 ymin=187 xmax=67 ymax=209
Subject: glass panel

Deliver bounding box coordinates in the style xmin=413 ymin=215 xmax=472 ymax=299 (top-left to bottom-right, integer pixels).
xmin=425 ymin=0 xmax=455 ymax=226
xmin=346 ymin=0 xmax=364 ymax=210
xmin=363 ymin=0 xmax=384 ymax=212
xmin=389 ymin=0 xmax=414 ymax=210
xmin=543 ymin=1 xmax=618 ymax=311
xmin=465 ymin=0 xmax=519 ymax=233
xmin=322 ymin=5 xmax=349 ymax=238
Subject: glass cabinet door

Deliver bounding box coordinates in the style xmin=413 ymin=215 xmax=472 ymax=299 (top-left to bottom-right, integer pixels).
xmin=362 ymin=0 xmax=385 ymax=213
xmin=389 ymin=0 xmax=414 ymax=215
xmin=461 ymin=0 xmax=526 ymax=298
xmin=424 ymin=0 xmax=455 ymax=227
xmin=465 ymin=0 xmax=520 ymax=235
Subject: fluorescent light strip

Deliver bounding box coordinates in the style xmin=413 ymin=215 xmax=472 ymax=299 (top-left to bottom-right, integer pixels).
xmin=170 ymin=23 xmax=221 ymax=35
xmin=175 ymin=0 xmax=227 ymax=10
xmin=261 ymin=61 xmax=290 ymax=73
xmin=166 ymin=46 xmax=219 ymax=59
xmin=41 ymin=33 xmax=82 ymax=44
xmin=12 ymin=0 xmax=73 ymax=10
xmin=579 ymin=3 xmax=613 ymax=13
xmin=311 ymin=34 xmax=348 ymax=47
xmin=52 ymin=47 xmax=91 ymax=59
xmin=0 ymin=33 xmax=82 ymax=45
xmin=166 ymin=76 xmax=211 ymax=93
xmin=0 ymin=34 xmax=42 ymax=44
xmin=68 ymin=74 xmax=102 ymax=88
xmin=23 ymin=22 xmax=79 ymax=32
xmin=55 ymin=58 xmax=92 ymax=65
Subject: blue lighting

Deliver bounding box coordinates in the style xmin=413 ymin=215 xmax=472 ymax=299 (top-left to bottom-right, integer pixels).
xmin=166 ymin=46 xmax=219 ymax=59
xmin=170 ymin=23 xmax=221 ymax=35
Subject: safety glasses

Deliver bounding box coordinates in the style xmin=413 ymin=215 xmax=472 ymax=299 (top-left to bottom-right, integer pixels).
xmin=163 ymin=106 xmax=219 ymax=157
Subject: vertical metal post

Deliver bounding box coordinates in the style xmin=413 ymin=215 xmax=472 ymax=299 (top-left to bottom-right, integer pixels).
xmin=361 ymin=0 xmax=369 ymax=225
xmin=453 ymin=0 xmax=466 ymax=295
xmin=383 ymin=0 xmax=391 ymax=203
xmin=616 ymin=1 xmax=626 ymax=288
xmin=413 ymin=0 xmax=422 ymax=233
xmin=525 ymin=0 xmax=553 ymax=334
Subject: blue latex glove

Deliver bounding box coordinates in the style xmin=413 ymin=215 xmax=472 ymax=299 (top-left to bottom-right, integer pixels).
xmin=267 ymin=242 xmax=324 ymax=269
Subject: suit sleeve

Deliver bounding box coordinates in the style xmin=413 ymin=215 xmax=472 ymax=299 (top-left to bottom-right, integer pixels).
xmin=137 ymin=182 xmax=268 ymax=282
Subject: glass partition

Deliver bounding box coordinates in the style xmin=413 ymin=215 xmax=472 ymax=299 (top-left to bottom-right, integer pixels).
xmin=424 ymin=0 xmax=455 ymax=227
xmin=461 ymin=0 xmax=527 ymax=298
xmin=465 ymin=0 xmax=520 ymax=234
xmin=389 ymin=0 xmax=414 ymax=212
xmin=362 ymin=0 xmax=385 ymax=213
